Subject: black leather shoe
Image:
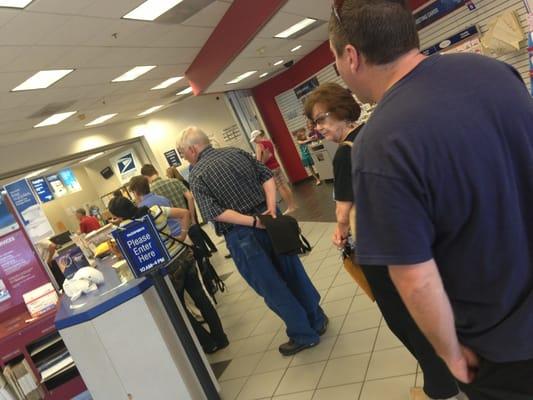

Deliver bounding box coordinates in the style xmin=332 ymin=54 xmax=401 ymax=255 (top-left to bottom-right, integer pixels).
xmin=278 ymin=339 xmax=318 ymax=356
xmin=216 ymin=338 xmax=230 ymax=350
xmin=317 ymin=315 xmax=329 ymax=336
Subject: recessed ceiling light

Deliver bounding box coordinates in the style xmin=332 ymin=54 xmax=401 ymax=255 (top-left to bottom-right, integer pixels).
xmin=138 ymin=105 xmax=164 ymax=117
xmin=123 ymin=0 xmax=183 ymax=21
xmin=273 ymin=60 xmax=284 ymax=66
xmin=259 ymin=72 xmax=269 ymax=78
xmin=34 ymin=112 xmax=76 ymax=128
xmin=291 ymin=45 xmax=303 ymax=52
xmin=85 ymin=114 xmax=118 ymax=127
xmin=112 ymin=66 xmax=156 ymax=82
xmin=226 ymin=71 xmax=257 ymax=85
xmin=151 ymin=76 xmax=184 ymax=90
xmin=275 ymin=18 xmax=317 ymax=39
xmin=25 ymin=168 xmax=50 ymax=180
xmin=79 ymin=152 xmax=104 ymax=163
xmin=12 ymin=69 xmax=74 ymax=91
xmin=0 ymin=0 xmax=33 ymax=9
xmin=177 ymin=87 xmax=193 ymax=95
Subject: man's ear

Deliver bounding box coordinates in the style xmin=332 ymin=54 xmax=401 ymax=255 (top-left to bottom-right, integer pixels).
xmin=344 ymin=44 xmax=360 ymax=75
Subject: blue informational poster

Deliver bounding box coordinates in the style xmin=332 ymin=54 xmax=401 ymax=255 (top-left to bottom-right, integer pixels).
xmin=414 ymin=0 xmax=466 ymax=30
xmin=164 ymin=149 xmax=182 ymax=167
xmin=30 ymin=177 xmax=54 ymax=203
xmin=58 ymin=168 xmax=82 ymax=193
xmin=421 ymin=25 xmax=479 ymax=56
xmin=112 ymin=216 xmax=170 ymax=278
xmin=46 ymin=174 xmax=68 ymax=198
xmin=4 ymin=179 xmax=39 ymax=225
xmin=0 ymin=195 xmax=19 ymax=238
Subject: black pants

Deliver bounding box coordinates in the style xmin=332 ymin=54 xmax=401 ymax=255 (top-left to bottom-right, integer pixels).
xmin=458 ymin=357 xmax=533 ymax=400
xmin=168 ymin=252 xmax=227 ymax=351
xmin=361 ymin=265 xmax=459 ymax=399
xmin=188 ymin=224 xmax=217 ymax=255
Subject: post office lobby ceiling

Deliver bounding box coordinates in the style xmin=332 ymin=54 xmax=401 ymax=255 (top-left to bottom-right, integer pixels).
xmin=0 ymin=0 xmax=420 ymax=147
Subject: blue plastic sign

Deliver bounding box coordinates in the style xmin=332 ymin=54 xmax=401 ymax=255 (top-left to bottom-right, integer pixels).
xmin=117 ymin=153 xmax=136 ymax=175
xmin=422 ymin=25 xmax=479 ymax=56
xmin=112 ymin=216 xmax=170 ymax=278
xmin=4 ymin=180 xmax=39 ymax=225
xmin=164 ymin=149 xmax=182 ymax=167
xmin=414 ymin=0 xmax=466 ymax=30
xmin=30 ymin=178 xmax=54 ymax=203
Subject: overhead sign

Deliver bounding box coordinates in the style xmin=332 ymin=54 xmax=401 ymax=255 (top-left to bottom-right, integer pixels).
xmin=164 ymin=149 xmax=182 ymax=167
xmin=46 ymin=174 xmax=68 ymax=198
xmin=111 ymin=149 xmax=141 ymax=184
xmin=294 ymin=77 xmax=319 ymax=99
xmin=30 ymin=177 xmax=54 ymax=203
xmin=112 ymin=216 xmax=170 ymax=278
xmin=58 ymin=169 xmax=82 ymax=193
xmin=0 ymin=195 xmax=19 ymax=238
xmin=422 ymin=25 xmax=479 ymax=56
xmin=414 ymin=0 xmax=467 ymax=30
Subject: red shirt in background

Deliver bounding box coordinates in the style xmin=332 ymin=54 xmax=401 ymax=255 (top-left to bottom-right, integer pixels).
xmin=79 ymin=216 xmax=100 ymax=234
xmin=257 ymin=139 xmax=280 ymax=170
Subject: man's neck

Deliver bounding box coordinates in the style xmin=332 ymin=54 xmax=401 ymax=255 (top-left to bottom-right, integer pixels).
xmin=370 ymin=49 xmax=426 ymax=103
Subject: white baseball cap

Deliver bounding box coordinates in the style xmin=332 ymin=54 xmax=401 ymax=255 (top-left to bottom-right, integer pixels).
xmin=250 ymin=130 xmax=263 ymax=142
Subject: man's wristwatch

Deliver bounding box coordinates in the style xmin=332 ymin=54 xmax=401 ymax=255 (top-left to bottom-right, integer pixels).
xmin=252 ymin=215 xmax=258 ymax=228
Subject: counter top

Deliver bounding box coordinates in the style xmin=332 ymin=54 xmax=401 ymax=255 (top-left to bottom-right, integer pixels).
xmin=55 ymin=261 xmax=152 ymax=331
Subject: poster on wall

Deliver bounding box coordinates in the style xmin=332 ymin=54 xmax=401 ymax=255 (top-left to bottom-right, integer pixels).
xmin=422 ymin=25 xmax=481 ymax=56
xmin=414 ymin=0 xmax=467 ymax=30
xmin=46 ymin=174 xmax=68 ymax=198
xmin=4 ymin=180 xmax=55 ymax=244
xmin=164 ymin=149 xmax=182 ymax=167
xmin=110 ymin=149 xmax=141 ymax=184
xmin=30 ymin=177 xmax=54 ymax=203
xmin=0 ymin=229 xmax=51 ymax=316
xmin=0 ymin=195 xmax=19 ymax=238
xmin=58 ymin=169 xmax=82 ymax=193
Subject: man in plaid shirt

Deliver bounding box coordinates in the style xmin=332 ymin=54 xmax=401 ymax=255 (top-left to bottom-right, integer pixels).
xmin=178 ymin=126 xmax=328 ymax=356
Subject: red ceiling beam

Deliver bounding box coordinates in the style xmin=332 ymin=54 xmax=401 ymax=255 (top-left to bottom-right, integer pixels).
xmin=185 ymin=0 xmax=288 ymax=95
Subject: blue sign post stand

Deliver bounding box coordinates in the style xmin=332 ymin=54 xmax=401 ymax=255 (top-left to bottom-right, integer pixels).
xmin=113 ymin=216 xmax=220 ymax=400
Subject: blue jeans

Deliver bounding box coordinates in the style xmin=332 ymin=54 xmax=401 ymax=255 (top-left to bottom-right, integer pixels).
xmin=225 ymin=226 xmax=324 ymax=345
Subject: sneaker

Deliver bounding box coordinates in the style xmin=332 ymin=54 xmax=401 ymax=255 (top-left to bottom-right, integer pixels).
xmin=317 ymin=315 xmax=329 ymax=336
xmin=278 ymin=339 xmax=318 ymax=356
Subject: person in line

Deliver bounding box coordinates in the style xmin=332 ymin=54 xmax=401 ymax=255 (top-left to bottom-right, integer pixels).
xmin=249 ymin=130 xmax=297 ymax=215
xmin=292 ymin=128 xmax=321 ymax=186
xmin=75 ymin=208 xmax=100 ymax=234
xmin=329 ymin=1 xmax=533 ymax=399
xmin=305 ymin=82 xmax=460 ymax=400
xmin=108 ymin=196 xmax=228 ymax=354
xmin=178 ymin=126 xmax=327 ymax=356
xmin=142 ymin=164 xmax=217 ymax=256
xmin=166 ymin=166 xmax=190 ymax=190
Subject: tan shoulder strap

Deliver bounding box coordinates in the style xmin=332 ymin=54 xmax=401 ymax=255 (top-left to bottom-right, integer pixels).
xmin=341 ymin=141 xmax=353 ymax=148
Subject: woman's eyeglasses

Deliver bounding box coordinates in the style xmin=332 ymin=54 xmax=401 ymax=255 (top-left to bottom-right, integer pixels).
xmin=312 ymin=112 xmax=331 ymax=127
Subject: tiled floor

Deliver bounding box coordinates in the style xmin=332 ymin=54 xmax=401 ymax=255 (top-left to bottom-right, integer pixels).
xmin=204 ymin=220 xmax=425 ymax=400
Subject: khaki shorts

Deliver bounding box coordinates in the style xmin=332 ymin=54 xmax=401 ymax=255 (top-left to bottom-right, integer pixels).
xmin=271 ymin=168 xmax=287 ymax=188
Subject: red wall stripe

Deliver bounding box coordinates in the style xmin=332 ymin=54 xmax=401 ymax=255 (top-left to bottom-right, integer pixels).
xmin=251 ymin=42 xmax=334 ymax=183
xmin=185 ymin=0 xmax=288 ymax=95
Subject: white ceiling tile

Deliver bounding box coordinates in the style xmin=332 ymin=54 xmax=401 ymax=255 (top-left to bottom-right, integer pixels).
xmin=78 ymin=0 xmax=146 ymax=19
xmin=3 ymin=46 xmax=71 ymax=72
xmin=155 ymin=25 xmax=213 ymax=47
xmin=181 ymin=0 xmax=230 ymax=27
xmin=0 ymin=8 xmax=19 ymax=28
xmin=256 ymin=12 xmax=310 ymax=39
xmin=280 ymin=0 xmax=330 ymax=21
xmin=37 ymin=16 xmax=113 ymax=46
xmin=0 ymin=12 xmax=68 ymax=46
xmin=27 ymin=0 xmax=94 ymax=14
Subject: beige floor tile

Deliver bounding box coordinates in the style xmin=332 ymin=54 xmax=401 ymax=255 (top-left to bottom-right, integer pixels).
xmin=207 ymin=339 xmax=243 ymax=363
xmin=312 ymin=275 xmax=336 ymax=290
xmin=359 ymin=375 xmax=417 ymax=400
xmin=313 ymin=266 xmax=340 ymax=280
xmin=349 ymin=295 xmax=378 ymax=313
xmin=255 ymin=349 xmax=293 ymax=374
xmin=220 ymin=377 xmax=247 ymax=400
xmin=322 ymin=297 xmax=352 ymax=317
xmin=226 ymin=321 xmax=260 ymax=341
xmin=366 ymin=347 xmax=417 ymax=381
xmin=275 ymin=362 xmax=327 ymax=395
xmin=251 ymin=314 xmax=284 ymax=336
xmin=318 ymin=353 xmax=371 ymax=388
xmin=219 ymin=353 xmax=263 ymax=381
xmin=273 ymin=391 xmax=314 ymax=400
xmin=312 ymin=383 xmax=362 ymax=400
xmin=330 ymin=328 xmax=378 ymax=359
xmin=291 ymin=336 xmax=336 ymax=366
xmin=341 ymin=309 xmax=382 ymax=334
xmin=239 ymin=308 xmax=268 ymax=326
xmin=237 ymin=370 xmax=286 ymax=400
xmin=322 ymin=283 xmax=358 ymax=303
xmin=331 ymin=271 xmax=356 ymax=287
xmin=237 ymin=332 xmax=277 ymax=357
xmin=269 ymin=329 xmax=289 ymax=350
xmin=321 ymin=315 xmax=345 ymax=338
xmin=374 ymin=324 xmax=404 ymax=351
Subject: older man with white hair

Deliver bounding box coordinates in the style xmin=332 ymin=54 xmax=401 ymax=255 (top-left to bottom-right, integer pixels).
xmin=177 ymin=126 xmax=328 ymax=356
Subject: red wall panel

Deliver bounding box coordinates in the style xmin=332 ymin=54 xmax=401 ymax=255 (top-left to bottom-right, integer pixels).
xmin=251 ymin=42 xmax=334 ymax=183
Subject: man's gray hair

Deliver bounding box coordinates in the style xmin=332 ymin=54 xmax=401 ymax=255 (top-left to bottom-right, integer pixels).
xmin=178 ymin=126 xmax=211 ymax=149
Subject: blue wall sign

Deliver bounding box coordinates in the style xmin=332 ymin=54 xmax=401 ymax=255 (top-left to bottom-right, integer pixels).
xmin=30 ymin=178 xmax=54 ymax=203
xmin=4 ymin=180 xmax=39 ymax=225
xmin=164 ymin=149 xmax=182 ymax=167
xmin=294 ymin=77 xmax=319 ymax=99
xmin=117 ymin=153 xmax=136 ymax=175
xmin=422 ymin=25 xmax=479 ymax=56
xmin=112 ymin=216 xmax=170 ymax=278
xmin=414 ymin=0 xmax=466 ymax=30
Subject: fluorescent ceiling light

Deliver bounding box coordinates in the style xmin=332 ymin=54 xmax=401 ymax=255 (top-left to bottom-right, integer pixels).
xmin=0 ymin=1 xmax=33 ymax=9
xmin=79 ymin=152 xmax=104 ymax=163
xmin=85 ymin=114 xmax=118 ymax=127
xmin=259 ymin=72 xmax=269 ymax=78
xmin=12 ymin=69 xmax=74 ymax=91
xmin=226 ymin=71 xmax=257 ymax=85
xmin=25 ymin=168 xmax=49 ymax=180
xmin=138 ymin=105 xmax=164 ymax=117
xmin=291 ymin=45 xmax=302 ymax=52
xmin=273 ymin=60 xmax=284 ymax=66
xmin=34 ymin=111 xmax=76 ymax=128
xmin=112 ymin=66 xmax=156 ymax=82
xmin=123 ymin=0 xmax=183 ymax=21
xmin=151 ymin=76 xmax=183 ymax=90
xmin=275 ymin=18 xmax=316 ymax=38
xmin=177 ymin=87 xmax=193 ymax=95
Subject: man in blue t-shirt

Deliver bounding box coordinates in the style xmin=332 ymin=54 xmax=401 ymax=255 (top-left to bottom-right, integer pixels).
xmin=329 ymin=1 xmax=533 ymax=399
